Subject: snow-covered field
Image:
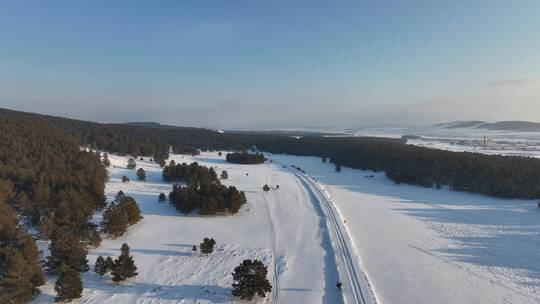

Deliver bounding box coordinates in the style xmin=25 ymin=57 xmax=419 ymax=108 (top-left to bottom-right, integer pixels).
xmin=33 ymin=151 xmax=540 ymax=304
xmin=268 ymin=153 xmax=540 ymax=304
xmin=344 ymin=126 xmax=540 ymax=158
xmin=33 ymin=152 xmax=349 ymax=303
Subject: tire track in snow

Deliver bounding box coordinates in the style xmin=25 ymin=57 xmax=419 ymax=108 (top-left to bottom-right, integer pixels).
xmin=292 ymin=170 xmax=377 ymax=304
xmin=261 ymin=172 xmax=279 ymax=304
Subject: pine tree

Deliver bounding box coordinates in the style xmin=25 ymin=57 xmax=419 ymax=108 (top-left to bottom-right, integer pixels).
xmin=218 ymin=151 xmax=223 ymax=156
xmin=13 ymin=192 xmax=32 ymax=220
xmin=322 ymin=156 xmax=327 ymax=163
xmin=100 ymin=203 xmax=128 ymax=238
xmin=127 ymin=158 xmax=136 ymax=169
xmin=221 ymin=170 xmax=228 ymax=179
xmin=231 ymin=259 xmax=272 ymax=300
xmin=208 ymin=167 xmax=217 ymax=179
xmin=0 ymin=246 xmax=41 ymax=303
xmin=192 ymin=245 xmax=197 ymax=252
xmin=105 ymin=256 xmax=115 ymax=273
xmin=122 ymin=175 xmax=130 ymax=183
xmin=102 ymin=153 xmax=111 ymax=167
xmin=335 ymin=163 xmax=342 ymax=172
xmin=0 ymin=201 xmax=44 ymax=302
xmin=200 ymin=198 xmax=219 ymax=215
xmin=117 ymin=195 xmax=143 ymax=225
xmin=54 ymin=263 xmax=83 ymax=302
xmin=112 ymin=243 xmax=138 ymax=282
xmin=136 ymin=168 xmax=146 ymax=181
xmin=46 ymin=228 xmax=89 ymax=273
xmin=200 ymin=238 xmax=216 ymax=254
xmin=39 ymin=214 xmax=57 ymax=239
xmin=88 ymin=229 xmax=102 ymax=248
xmin=116 ymin=190 xmax=125 ymax=199
xmin=263 ymin=184 xmax=270 ymax=192
xmin=158 ymin=193 xmax=167 ymax=202
xmin=94 ymin=256 xmax=107 ymax=276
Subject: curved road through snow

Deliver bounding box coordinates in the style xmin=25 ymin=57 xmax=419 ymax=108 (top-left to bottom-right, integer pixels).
xmin=291 ymin=170 xmax=378 ymax=304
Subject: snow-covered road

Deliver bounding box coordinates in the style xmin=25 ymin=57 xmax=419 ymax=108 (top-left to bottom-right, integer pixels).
xmin=269 ymin=153 xmax=540 ymax=304
xmin=291 ymin=170 xmax=377 ymax=304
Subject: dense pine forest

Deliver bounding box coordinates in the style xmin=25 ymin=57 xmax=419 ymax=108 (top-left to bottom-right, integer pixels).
xmin=0 ymin=114 xmax=107 ymax=302
xmin=0 ymin=108 xmax=251 ymax=163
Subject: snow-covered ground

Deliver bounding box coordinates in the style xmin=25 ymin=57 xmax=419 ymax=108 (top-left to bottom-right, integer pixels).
xmin=33 ymin=151 xmax=540 ymax=303
xmin=344 ymin=126 xmax=540 ymax=158
xmin=33 ymin=152 xmax=348 ymax=303
xmin=268 ymin=153 xmax=540 ymax=304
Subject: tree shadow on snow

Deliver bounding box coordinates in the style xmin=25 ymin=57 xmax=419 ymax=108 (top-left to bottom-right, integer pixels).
xmin=94 ymin=247 xmax=191 ymax=257
xmin=190 ymin=156 xmax=228 ymax=166
xmin=129 ymin=248 xmax=191 ymax=257
xmin=84 ymin=277 xmax=231 ymax=302
xmin=162 ymin=243 xmax=195 ymax=248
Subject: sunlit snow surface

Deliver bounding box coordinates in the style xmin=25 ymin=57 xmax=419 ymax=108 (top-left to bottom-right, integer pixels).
xmin=32 ymin=150 xmax=540 ymax=304
xmin=33 ymin=152 xmax=340 ymax=304
xmin=268 ymin=153 xmax=540 ymax=304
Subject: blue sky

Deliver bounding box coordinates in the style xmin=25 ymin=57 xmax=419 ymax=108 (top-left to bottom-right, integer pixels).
xmin=1 ymin=1 xmax=539 ymax=128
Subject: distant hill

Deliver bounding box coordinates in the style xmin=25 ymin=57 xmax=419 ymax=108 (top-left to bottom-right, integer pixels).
xmin=433 ymin=121 xmax=485 ymax=129
xmin=125 ymin=121 xmax=184 ymax=129
xmin=476 ymin=121 xmax=540 ymax=132
xmin=125 ymin=121 xmax=163 ymax=127
xmin=433 ymin=120 xmax=540 ymax=132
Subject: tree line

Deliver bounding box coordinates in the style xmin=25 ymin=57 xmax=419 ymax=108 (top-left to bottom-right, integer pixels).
xmin=255 ymin=136 xmax=540 ymax=199
xmin=225 ymin=152 xmax=265 ymax=164
xmin=0 ymin=108 xmax=249 ymax=160
xmin=4 ymin=107 xmax=540 ymax=200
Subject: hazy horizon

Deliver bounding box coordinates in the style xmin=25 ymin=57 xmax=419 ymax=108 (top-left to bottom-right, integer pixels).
xmin=1 ymin=1 xmax=539 ymax=129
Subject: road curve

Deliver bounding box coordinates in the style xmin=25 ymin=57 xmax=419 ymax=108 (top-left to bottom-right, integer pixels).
xmin=292 ymin=170 xmax=378 ymax=304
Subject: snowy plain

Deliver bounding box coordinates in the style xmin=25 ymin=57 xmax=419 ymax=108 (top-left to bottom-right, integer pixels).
xmin=345 ymin=126 xmax=540 ymax=158
xmin=268 ymin=153 xmax=540 ymax=304
xmin=32 ymin=150 xmax=540 ymax=304
xmin=33 ymin=152 xmax=346 ymax=304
